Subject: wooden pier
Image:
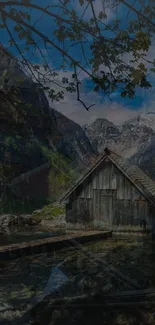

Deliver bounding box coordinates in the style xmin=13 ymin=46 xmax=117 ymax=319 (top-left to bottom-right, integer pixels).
xmin=0 ymin=230 xmax=112 ymax=260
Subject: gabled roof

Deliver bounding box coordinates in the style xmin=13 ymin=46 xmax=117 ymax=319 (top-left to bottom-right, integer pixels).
xmin=60 ymin=147 xmax=155 ymax=205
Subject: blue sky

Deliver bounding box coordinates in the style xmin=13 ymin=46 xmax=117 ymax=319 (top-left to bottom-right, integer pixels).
xmin=1 ymin=0 xmax=155 ymax=125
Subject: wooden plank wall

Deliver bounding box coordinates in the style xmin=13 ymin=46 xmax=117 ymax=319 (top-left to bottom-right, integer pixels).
xmin=66 ymin=159 xmax=152 ymax=226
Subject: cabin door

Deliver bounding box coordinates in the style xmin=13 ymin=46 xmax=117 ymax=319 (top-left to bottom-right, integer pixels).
xmin=93 ymin=189 xmax=114 ymax=226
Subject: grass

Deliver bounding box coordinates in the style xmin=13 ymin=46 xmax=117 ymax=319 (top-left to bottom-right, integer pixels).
xmin=32 ymin=202 xmax=65 ymax=220
xmin=60 ymin=220 xmax=150 ymax=233
xmin=110 ymin=224 xmax=151 ymax=233
xmin=89 ymin=221 xmax=151 ymax=233
xmin=65 ymin=221 xmax=148 ymax=233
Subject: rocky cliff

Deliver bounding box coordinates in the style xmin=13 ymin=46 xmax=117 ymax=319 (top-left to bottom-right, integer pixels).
xmin=84 ymin=113 xmax=155 ymax=179
xmin=84 ymin=115 xmax=154 ymax=156
xmin=129 ymin=133 xmax=155 ymax=179
xmin=83 ymin=118 xmax=121 ymax=153
xmin=0 ymin=46 xmax=97 ymax=182
xmin=49 ymin=108 xmax=97 ymax=167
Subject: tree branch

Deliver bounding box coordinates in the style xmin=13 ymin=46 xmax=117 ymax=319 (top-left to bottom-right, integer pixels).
xmin=120 ymin=0 xmax=155 ymax=29
xmin=74 ymin=65 xmax=95 ymax=111
xmin=0 ymin=1 xmax=99 ymax=41
xmin=1 ymin=14 xmax=42 ymax=89
xmin=0 ymin=8 xmax=94 ymax=80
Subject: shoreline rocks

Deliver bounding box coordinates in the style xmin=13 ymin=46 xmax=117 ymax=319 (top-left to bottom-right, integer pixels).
xmin=0 ymin=214 xmax=42 ymax=233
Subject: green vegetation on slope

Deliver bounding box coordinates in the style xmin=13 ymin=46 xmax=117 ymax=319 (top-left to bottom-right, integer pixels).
xmin=0 ymin=77 xmax=80 ymax=215
xmin=0 ymin=146 xmax=79 ymax=215
xmin=32 ymin=202 xmax=65 ymax=220
xmin=42 ymin=146 xmax=78 ymax=200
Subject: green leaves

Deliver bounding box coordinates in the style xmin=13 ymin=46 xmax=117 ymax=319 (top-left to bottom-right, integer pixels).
xmin=121 ymin=91 xmax=127 ymax=98
xmin=98 ymin=11 xmax=107 ymax=20
xmin=132 ymin=31 xmax=151 ymax=52
xmin=116 ymin=30 xmax=129 ymax=41
xmin=19 ymin=10 xmax=30 ymax=21
xmin=62 ymin=77 xmax=69 ymax=84
xmin=1 ymin=0 xmax=155 ymax=107
xmin=79 ymin=0 xmax=84 ymax=5
xmin=48 ymin=89 xmax=64 ymax=101
xmin=66 ymin=82 xmax=76 ymax=93
xmin=14 ymin=24 xmax=22 ymax=32
xmin=54 ymin=25 xmax=66 ymax=43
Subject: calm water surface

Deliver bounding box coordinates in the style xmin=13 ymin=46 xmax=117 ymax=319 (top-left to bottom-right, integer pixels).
xmin=0 ymin=235 xmax=155 ymax=324
xmin=0 ymin=226 xmax=66 ymax=246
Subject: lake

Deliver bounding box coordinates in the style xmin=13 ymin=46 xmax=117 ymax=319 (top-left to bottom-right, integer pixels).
xmin=0 ymin=234 xmax=155 ymax=325
xmin=0 ymin=226 xmax=66 ymax=246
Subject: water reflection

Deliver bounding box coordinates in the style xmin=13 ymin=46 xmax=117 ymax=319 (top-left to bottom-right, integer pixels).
xmin=0 ymin=235 xmax=155 ymax=324
xmin=0 ymin=226 xmax=66 ymax=246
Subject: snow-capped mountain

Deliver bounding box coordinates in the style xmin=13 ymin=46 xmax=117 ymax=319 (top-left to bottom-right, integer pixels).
xmin=121 ymin=112 xmax=155 ymax=131
xmin=84 ymin=114 xmax=153 ymax=155
xmin=84 ymin=113 xmax=155 ymax=178
xmin=83 ymin=118 xmax=121 ymax=153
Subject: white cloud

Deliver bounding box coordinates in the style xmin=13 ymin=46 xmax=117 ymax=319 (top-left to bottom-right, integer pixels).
xmin=31 ymin=64 xmax=155 ymax=127
xmin=49 ymin=78 xmax=140 ymax=125
xmin=52 ymin=95 xmax=139 ymax=126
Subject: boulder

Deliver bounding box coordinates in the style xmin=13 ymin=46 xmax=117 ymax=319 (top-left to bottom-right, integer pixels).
xmin=0 ymin=214 xmax=18 ymax=228
xmin=0 ymin=302 xmax=13 ymax=312
xmin=19 ymin=214 xmax=41 ymax=226
xmin=0 ymin=213 xmax=41 ymax=230
xmin=32 ymin=209 xmax=42 ymax=216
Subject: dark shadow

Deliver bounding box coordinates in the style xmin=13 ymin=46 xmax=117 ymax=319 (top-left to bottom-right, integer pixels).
xmin=1 ymin=234 xmax=155 ymax=325
xmin=21 ymin=234 xmax=155 ymax=325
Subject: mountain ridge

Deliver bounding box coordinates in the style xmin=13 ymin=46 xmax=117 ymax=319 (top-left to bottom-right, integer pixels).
xmin=0 ymin=46 xmax=97 ymax=182
xmin=83 ymin=114 xmax=155 ymax=179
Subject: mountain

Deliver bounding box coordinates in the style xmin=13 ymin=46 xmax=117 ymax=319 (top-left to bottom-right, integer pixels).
xmin=130 ymin=133 xmax=155 ymax=180
xmin=84 ymin=114 xmax=155 ymax=179
xmin=84 ymin=114 xmax=154 ymax=156
xmin=118 ymin=116 xmax=153 ymax=157
xmin=49 ymin=108 xmax=97 ymax=167
xmin=0 ymin=46 xmax=97 ymax=182
xmin=83 ymin=118 xmax=121 ymax=153
xmin=121 ymin=112 xmax=155 ymax=130
xmin=0 ymin=46 xmax=99 ymax=213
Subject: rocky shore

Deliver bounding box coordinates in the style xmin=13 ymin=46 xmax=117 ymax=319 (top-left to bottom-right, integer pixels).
xmin=0 ymin=213 xmax=42 ymax=235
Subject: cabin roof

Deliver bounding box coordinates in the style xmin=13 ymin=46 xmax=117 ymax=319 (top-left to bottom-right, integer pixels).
xmin=60 ymin=148 xmax=155 ymax=205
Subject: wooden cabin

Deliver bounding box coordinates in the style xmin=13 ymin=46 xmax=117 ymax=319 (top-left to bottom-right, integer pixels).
xmin=61 ymin=148 xmax=155 ymax=227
